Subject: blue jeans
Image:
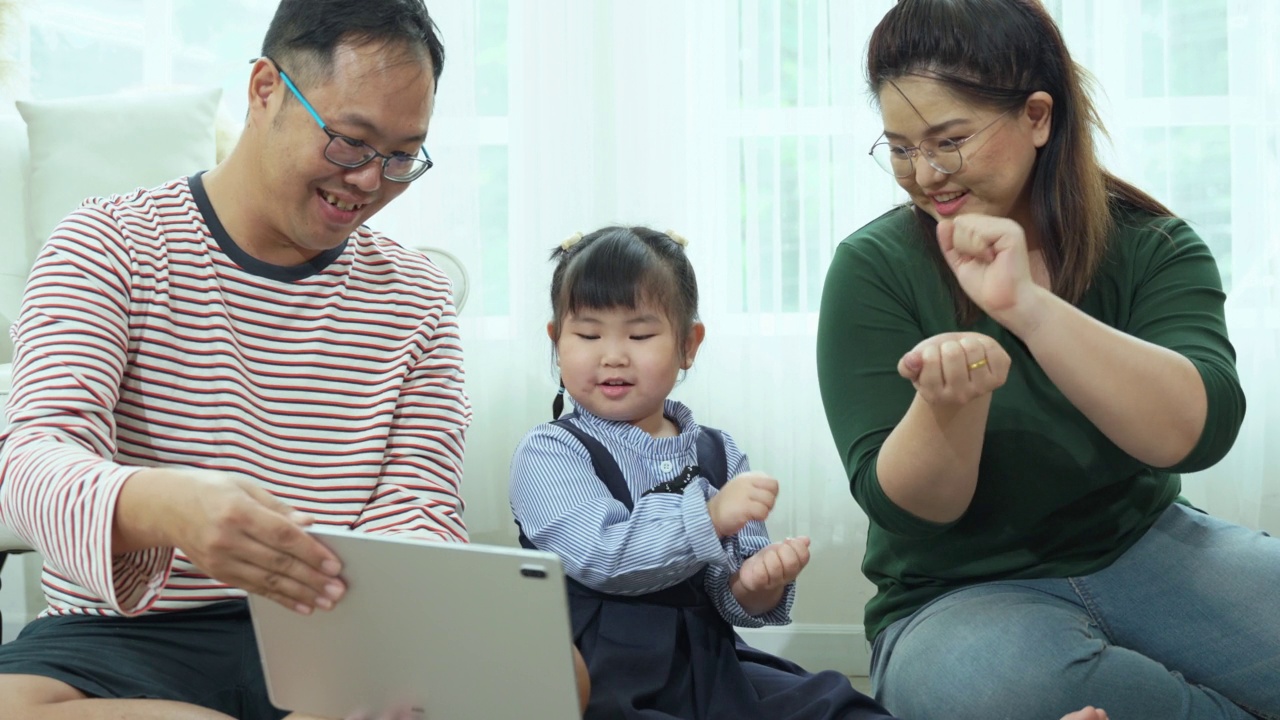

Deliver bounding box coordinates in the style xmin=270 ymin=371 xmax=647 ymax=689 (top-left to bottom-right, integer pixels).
xmin=870 ymin=504 xmax=1280 ymax=720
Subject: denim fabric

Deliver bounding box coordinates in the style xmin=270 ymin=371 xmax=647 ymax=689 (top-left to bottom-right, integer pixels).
xmin=870 ymin=504 xmax=1280 ymax=720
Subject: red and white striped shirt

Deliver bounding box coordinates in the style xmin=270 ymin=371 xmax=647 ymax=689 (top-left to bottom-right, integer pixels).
xmin=0 ymin=174 xmax=470 ymax=617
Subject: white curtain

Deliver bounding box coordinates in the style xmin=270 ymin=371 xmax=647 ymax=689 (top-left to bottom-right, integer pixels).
xmin=1057 ymin=0 xmax=1280 ymax=534
xmin=9 ymin=0 xmax=1279 ymax=635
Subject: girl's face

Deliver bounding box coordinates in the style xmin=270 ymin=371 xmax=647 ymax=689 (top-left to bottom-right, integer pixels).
xmin=878 ymin=76 xmax=1052 ymax=239
xmin=550 ymin=302 xmax=704 ymax=437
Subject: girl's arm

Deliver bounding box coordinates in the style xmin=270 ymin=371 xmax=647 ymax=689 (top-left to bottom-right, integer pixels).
xmin=510 ymin=426 xmax=729 ymax=595
xmin=702 ymin=451 xmax=796 ymax=627
xmin=728 ymin=536 xmax=809 ymax=616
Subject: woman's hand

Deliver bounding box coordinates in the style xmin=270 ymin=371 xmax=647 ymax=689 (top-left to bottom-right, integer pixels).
xmin=938 ymin=215 xmax=1045 ymax=330
xmin=899 ymin=332 xmax=1010 ymax=406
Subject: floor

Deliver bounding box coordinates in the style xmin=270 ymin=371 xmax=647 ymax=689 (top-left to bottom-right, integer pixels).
xmin=849 ymin=676 xmax=873 ymax=693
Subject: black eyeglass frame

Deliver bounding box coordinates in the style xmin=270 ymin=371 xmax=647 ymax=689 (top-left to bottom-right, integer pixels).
xmin=259 ymin=56 xmax=433 ymax=183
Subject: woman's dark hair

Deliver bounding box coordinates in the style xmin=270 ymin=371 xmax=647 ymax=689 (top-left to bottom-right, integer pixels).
xmin=262 ymin=0 xmax=445 ymax=90
xmin=867 ymin=0 xmax=1172 ymax=323
xmin=547 ymin=227 xmax=700 ymax=417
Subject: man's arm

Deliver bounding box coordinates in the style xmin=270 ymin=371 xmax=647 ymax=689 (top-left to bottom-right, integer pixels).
xmin=0 ymin=207 xmax=175 ymax=614
xmin=349 ymin=298 xmax=471 ymax=542
xmin=1 ymin=206 xmax=345 ymax=616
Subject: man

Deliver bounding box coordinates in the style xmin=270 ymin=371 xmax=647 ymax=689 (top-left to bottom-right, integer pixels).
xmin=0 ymin=2 xmax=490 ymax=717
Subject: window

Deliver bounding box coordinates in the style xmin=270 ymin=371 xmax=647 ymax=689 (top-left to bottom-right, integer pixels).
xmin=728 ymin=0 xmax=897 ymax=314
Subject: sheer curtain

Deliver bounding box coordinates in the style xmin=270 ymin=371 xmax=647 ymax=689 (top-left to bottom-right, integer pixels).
xmin=6 ymin=0 xmax=1278 ymax=669
xmin=1054 ymin=0 xmax=1280 ymax=534
xmin=343 ymin=0 xmax=1280 ymax=662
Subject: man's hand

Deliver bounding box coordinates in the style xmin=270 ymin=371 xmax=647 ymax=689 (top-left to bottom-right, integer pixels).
xmin=115 ymin=468 xmax=345 ymax=613
xmin=706 ymin=471 xmax=778 ymax=538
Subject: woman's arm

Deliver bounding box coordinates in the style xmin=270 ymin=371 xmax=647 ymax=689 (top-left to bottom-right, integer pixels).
xmin=875 ymin=332 xmax=1010 ymax=522
xmin=817 ymin=229 xmax=1005 ymax=531
xmin=942 ymin=215 xmax=1242 ymax=469
xmin=1010 ymin=290 xmax=1205 ymax=467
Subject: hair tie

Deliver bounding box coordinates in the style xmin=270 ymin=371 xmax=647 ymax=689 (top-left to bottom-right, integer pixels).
xmin=560 ymin=232 xmax=584 ymax=251
xmin=665 ymin=230 xmax=689 ymax=248
xmin=552 ymin=378 xmax=566 ymax=419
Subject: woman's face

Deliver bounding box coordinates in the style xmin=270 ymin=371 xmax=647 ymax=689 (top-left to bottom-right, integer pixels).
xmin=877 ymin=76 xmax=1052 ymax=235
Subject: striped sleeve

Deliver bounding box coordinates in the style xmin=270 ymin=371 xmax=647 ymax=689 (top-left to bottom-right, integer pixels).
xmin=0 ymin=206 xmax=174 ymax=615
xmin=701 ymin=451 xmax=795 ymax=627
xmin=1 ymin=177 xmax=473 ymax=618
xmin=509 ymin=424 xmax=730 ymax=595
xmin=354 ymin=298 xmax=470 ymax=542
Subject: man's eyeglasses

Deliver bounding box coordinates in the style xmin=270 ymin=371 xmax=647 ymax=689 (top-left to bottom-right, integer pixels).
xmin=262 ymin=57 xmax=433 ymax=183
xmin=868 ymin=110 xmax=1014 ymax=178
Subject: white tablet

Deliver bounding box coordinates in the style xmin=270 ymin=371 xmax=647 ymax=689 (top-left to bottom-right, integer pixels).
xmin=248 ymin=526 xmax=580 ymax=719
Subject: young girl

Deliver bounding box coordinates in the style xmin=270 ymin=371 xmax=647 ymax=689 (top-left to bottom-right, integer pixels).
xmin=508 ymin=226 xmax=894 ymax=719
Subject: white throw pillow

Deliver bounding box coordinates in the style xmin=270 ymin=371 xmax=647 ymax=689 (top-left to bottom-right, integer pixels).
xmin=16 ymin=87 xmax=221 ymax=268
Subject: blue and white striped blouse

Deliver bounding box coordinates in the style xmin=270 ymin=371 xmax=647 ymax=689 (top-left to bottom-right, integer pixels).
xmin=509 ymin=399 xmax=793 ymax=628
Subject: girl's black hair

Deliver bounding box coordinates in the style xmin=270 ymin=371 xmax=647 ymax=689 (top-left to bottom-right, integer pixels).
xmin=548 ymin=226 xmax=700 ymax=418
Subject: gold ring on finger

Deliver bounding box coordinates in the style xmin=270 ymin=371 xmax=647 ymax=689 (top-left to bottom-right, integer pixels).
xmin=968 ymin=358 xmax=989 ymax=371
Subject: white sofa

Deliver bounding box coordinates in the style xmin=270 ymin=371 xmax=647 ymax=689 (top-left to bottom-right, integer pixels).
xmin=1 ymin=89 xmax=242 ymax=639
xmin=0 ymin=113 xmax=30 ymax=372
xmin=0 ymin=135 xmax=30 ymax=634
xmin=2 ymin=85 xmax=228 ymax=554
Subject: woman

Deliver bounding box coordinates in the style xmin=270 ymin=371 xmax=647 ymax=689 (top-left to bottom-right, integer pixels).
xmin=816 ymin=1 xmax=1279 ymax=719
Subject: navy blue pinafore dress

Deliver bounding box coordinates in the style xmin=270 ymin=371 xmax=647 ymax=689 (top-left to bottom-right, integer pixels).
xmin=519 ymin=416 xmax=895 ymax=720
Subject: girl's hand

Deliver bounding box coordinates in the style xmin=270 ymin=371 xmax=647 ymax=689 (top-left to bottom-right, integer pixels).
xmin=937 ymin=215 xmax=1037 ymax=320
xmin=735 ymin=536 xmax=811 ymax=593
xmin=707 ymin=471 xmax=778 ymax=538
xmin=899 ymin=332 xmax=1010 ymax=407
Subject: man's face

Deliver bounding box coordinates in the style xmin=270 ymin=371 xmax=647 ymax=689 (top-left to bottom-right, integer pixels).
xmin=253 ymin=41 xmax=435 ymax=262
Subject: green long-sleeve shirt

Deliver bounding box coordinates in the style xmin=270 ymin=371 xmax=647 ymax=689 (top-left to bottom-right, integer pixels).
xmin=816 ymin=205 xmax=1245 ymax=642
